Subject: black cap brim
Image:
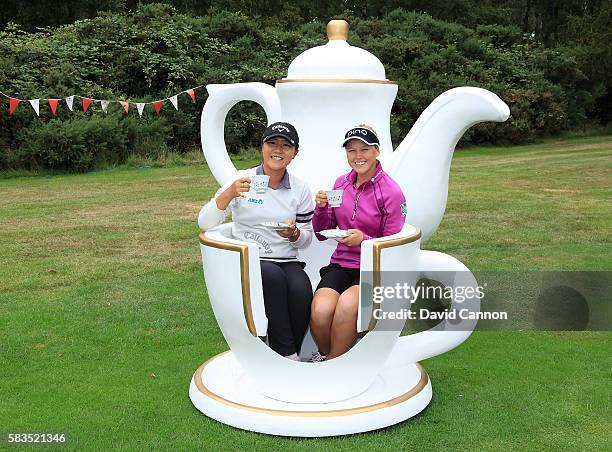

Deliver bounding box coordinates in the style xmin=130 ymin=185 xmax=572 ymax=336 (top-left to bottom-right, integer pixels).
xmin=342 ymin=136 xmax=379 ymax=147
xmin=263 ymin=133 xmax=296 ymax=146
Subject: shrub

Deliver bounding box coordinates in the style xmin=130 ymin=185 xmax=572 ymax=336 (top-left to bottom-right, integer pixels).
xmin=0 ymin=5 xmax=600 ymax=171
xmin=8 ymin=113 xmax=169 ymax=172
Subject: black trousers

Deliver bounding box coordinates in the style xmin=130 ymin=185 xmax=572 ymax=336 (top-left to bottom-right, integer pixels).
xmin=260 ymin=260 xmax=313 ymax=356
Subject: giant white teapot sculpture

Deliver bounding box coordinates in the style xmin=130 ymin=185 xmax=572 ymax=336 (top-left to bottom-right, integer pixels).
xmin=191 ymin=20 xmax=509 ymax=437
xmin=201 ymin=20 xmax=509 ymax=241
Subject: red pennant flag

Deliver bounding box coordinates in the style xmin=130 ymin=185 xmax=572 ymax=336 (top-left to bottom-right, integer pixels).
xmin=9 ymin=98 xmax=21 ymax=115
xmin=152 ymin=101 xmax=162 ymax=115
xmin=82 ymin=97 xmax=92 ymax=113
xmin=186 ymin=89 xmax=196 ymax=103
xmin=48 ymin=99 xmax=59 ymax=115
xmin=120 ymin=101 xmax=129 ymax=114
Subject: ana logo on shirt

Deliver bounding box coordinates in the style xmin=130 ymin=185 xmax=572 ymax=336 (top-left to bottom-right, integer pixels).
xmin=247 ymin=197 xmax=264 ymax=205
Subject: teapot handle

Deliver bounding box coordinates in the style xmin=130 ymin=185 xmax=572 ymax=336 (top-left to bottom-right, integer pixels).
xmin=391 ymin=250 xmax=481 ymax=364
xmin=201 ymin=83 xmax=282 ymax=186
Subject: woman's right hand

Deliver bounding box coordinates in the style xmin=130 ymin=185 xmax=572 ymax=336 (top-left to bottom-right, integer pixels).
xmin=227 ymin=176 xmax=252 ymax=199
xmin=315 ymin=190 xmax=328 ymax=208
xmin=216 ymin=177 xmax=251 ymax=210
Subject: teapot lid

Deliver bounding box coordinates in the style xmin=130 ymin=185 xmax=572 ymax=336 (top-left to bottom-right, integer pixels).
xmin=282 ymin=20 xmax=389 ymax=81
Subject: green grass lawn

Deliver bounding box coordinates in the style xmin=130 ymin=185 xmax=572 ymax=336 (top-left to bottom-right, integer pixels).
xmin=0 ymin=135 xmax=610 ymax=450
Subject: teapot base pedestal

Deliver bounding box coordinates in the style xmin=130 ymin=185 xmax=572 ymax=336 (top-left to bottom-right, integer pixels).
xmin=189 ymin=351 xmax=432 ymax=437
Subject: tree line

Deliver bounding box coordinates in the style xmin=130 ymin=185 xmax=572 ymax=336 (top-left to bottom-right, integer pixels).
xmin=0 ymin=2 xmax=610 ymax=171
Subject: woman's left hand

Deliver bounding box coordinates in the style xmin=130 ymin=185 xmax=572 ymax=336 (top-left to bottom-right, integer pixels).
xmin=277 ymin=220 xmax=299 ymax=241
xmin=338 ymin=229 xmax=364 ymax=246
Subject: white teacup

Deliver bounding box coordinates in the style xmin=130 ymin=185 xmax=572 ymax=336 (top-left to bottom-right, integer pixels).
xmin=251 ymin=175 xmax=270 ymax=194
xmin=200 ymin=223 xmax=481 ymax=404
xmin=326 ymin=189 xmax=343 ymax=207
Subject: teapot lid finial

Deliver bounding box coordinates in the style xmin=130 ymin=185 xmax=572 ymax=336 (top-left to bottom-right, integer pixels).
xmin=282 ymin=19 xmax=389 ymax=81
xmin=327 ymin=20 xmax=348 ymax=41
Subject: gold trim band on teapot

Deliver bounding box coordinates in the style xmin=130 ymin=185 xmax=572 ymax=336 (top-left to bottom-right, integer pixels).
xmin=199 ymin=232 xmax=257 ymax=337
xmin=193 ymin=351 xmax=430 ymax=416
xmin=276 ymin=78 xmax=398 ymax=85
xmin=200 ymin=226 xmax=422 ymax=336
xmin=368 ymin=228 xmax=422 ymax=331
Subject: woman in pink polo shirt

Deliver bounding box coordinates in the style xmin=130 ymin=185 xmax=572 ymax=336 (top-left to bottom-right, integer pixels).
xmin=309 ymin=125 xmax=407 ymax=362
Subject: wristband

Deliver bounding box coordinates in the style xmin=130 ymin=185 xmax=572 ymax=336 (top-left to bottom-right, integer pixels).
xmin=290 ymin=227 xmax=300 ymax=239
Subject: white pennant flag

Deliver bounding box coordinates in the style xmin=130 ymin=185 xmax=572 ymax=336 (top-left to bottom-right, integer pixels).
xmin=169 ymin=95 xmax=178 ymax=110
xmin=29 ymin=99 xmax=40 ymax=116
xmin=65 ymin=95 xmax=74 ymax=111
xmin=136 ymin=103 xmax=145 ymax=117
xmin=100 ymin=100 xmax=110 ymax=113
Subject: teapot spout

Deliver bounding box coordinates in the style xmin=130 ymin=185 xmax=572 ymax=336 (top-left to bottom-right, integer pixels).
xmin=387 ymin=87 xmax=509 ymax=241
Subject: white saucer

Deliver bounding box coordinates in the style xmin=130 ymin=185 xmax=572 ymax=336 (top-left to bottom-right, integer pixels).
xmin=189 ymin=351 xmax=432 ymax=437
xmin=319 ymin=229 xmax=349 ymax=239
xmin=260 ymin=222 xmax=290 ymax=230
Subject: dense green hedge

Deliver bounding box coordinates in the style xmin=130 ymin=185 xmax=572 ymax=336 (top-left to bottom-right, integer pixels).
xmin=0 ymin=4 xmax=601 ymax=171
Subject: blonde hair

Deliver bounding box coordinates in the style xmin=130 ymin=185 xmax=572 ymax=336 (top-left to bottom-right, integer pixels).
xmin=355 ymin=124 xmax=379 ymax=137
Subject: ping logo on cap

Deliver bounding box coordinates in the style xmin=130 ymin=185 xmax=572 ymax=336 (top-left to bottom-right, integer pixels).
xmin=343 ymin=126 xmax=380 ymax=147
xmin=347 ymin=128 xmax=368 ymax=137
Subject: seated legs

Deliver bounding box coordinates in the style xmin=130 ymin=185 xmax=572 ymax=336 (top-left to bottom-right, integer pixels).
xmin=328 ymin=286 xmax=359 ymax=359
xmin=311 ymin=285 xmax=359 ymax=359
xmin=260 ymin=260 xmax=312 ymax=357
xmin=310 ymin=288 xmax=339 ymax=355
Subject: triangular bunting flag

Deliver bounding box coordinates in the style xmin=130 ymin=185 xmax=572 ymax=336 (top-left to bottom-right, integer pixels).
xmin=120 ymin=101 xmax=129 ymax=114
xmin=186 ymin=89 xmax=196 ymax=103
xmin=29 ymin=99 xmax=40 ymax=116
xmin=153 ymin=101 xmax=162 ymax=115
xmin=136 ymin=103 xmax=145 ymax=117
xmin=82 ymin=97 xmax=92 ymax=113
xmin=48 ymin=99 xmax=59 ymax=115
xmin=66 ymin=95 xmax=74 ymax=111
xmin=169 ymin=95 xmax=178 ymax=110
xmin=9 ymin=98 xmax=21 ymax=115
xmin=100 ymin=100 xmax=110 ymax=113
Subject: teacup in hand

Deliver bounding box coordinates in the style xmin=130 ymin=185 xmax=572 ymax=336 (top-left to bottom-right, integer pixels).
xmin=326 ymin=189 xmax=343 ymax=208
xmin=251 ymin=175 xmax=270 ymax=194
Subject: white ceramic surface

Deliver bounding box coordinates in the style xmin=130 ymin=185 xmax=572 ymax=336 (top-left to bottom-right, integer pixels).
xmin=189 ymin=350 xmax=432 ymax=437
xmin=250 ymin=174 xmax=269 ymax=194
xmin=325 ymin=189 xmax=344 ymax=207
xmin=194 ymin=20 xmax=505 ymax=436
xmin=200 ymin=23 xmax=509 ymax=242
xmin=199 ymin=223 xmax=479 ymax=404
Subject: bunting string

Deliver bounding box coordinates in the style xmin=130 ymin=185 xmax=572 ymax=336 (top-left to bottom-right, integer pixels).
xmin=0 ymin=85 xmax=204 ymax=117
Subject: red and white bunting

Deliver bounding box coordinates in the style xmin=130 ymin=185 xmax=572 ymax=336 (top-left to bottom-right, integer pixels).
xmin=152 ymin=101 xmax=162 ymax=115
xmin=66 ymin=95 xmax=74 ymax=111
xmin=186 ymin=89 xmax=196 ymax=103
xmin=136 ymin=103 xmax=145 ymax=117
xmin=82 ymin=97 xmax=92 ymax=113
xmin=0 ymin=85 xmax=202 ymax=118
xmin=169 ymin=95 xmax=178 ymax=110
xmin=10 ymin=98 xmax=21 ymax=115
xmin=48 ymin=99 xmax=59 ymax=115
xmin=29 ymin=99 xmax=40 ymax=116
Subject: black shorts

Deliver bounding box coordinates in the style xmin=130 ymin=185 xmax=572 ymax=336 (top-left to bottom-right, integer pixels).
xmin=316 ymin=264 xmax=360 ymax=294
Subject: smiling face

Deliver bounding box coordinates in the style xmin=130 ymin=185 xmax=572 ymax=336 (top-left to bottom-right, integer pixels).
xmin=262 ymin=137 xmax=297 ymax=173
xmin=344 ymin=138 xmax=380 ymax=177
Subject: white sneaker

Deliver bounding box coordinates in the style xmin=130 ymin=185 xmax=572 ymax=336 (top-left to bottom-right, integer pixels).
xmin=285 ymin=353 xmax=300 ymax=361
xmin=308 ymin=351 xmax=326 ymax=363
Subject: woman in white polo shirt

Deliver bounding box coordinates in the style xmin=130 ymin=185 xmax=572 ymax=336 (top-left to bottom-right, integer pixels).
xmin=198 ymin=122 xmax=315 ymax=361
